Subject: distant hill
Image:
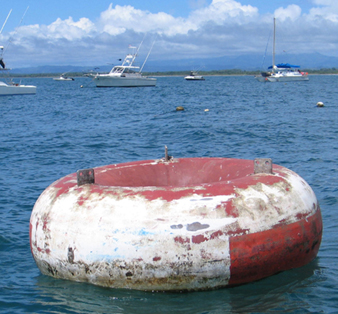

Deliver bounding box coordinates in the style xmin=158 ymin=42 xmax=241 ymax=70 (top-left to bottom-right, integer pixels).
xmin=7 ymin=53 xmax=338 ymax=74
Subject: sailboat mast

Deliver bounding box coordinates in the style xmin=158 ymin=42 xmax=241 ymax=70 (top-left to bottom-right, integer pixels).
xmin=0 ymin=9 xmax=12 ymax=34
xmin=140 ymin=37 xmax=156 ymax=73
xmin=273 ymin=17 xmax=276 ymax=72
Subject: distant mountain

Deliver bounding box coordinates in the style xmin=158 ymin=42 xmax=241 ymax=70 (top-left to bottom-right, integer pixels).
xmin=8 ymin=53 xmax=338 ymax=74
xmin=9 ymin=65 xmax=98 ymax=75
xmin=146 ymin=53 xmax=338 ymax=72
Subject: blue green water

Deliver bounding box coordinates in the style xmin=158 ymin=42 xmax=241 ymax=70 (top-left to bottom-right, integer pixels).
xmin=0 ymin=75 xmax=337 ymax=313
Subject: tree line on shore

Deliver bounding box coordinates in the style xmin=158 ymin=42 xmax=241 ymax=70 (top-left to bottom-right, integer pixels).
xmin=1 ymin=68 xmax=338 ymax=78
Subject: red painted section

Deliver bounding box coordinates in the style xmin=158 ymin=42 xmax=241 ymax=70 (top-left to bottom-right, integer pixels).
xmin=228 ymin=208 xmax=323 ymax=286
xmin=53 ymin=173 xmax=77 ymax=198
xmin=50 ymin=158 xmax=289 ymax=204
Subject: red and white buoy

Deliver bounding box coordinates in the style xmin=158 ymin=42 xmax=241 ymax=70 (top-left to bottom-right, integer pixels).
xmin=30 ymin=155 xmax=322 ymax=291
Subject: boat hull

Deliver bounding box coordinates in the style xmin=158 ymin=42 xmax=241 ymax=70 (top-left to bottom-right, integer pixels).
xmin=94 ymin=76 xmax=156 ymax=87
xmin=256 ymin=75 xmax=309 ymax=82
xmin=185 ymin=76 xmax=205 ymax=81
xmin=30 ymin=157 xmax=322 ymax=291
xmin=53 ymin=78 xmax=74 ymax=81
xmin=267 ymin=75 xmax=309 ymax=82
xmin=0 ymin=84 xmax=36 ymax=95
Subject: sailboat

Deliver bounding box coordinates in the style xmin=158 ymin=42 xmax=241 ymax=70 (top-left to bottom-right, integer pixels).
xmin=255 ymin=18 xmax=309 ymax=82
xmin=93 ymin=42 xmax=156 ymax=87
xmin=0 ymin=9 xmax=36 ymax=95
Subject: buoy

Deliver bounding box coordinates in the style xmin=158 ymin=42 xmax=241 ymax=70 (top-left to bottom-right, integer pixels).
xmin=176 ymin=106 xmax=184 ymax=111
xmin=30 ymin=154 xmax=322 ymax=292
xmin=205 ymin=109 xmax=209 ymax=112
xmin=317 ymin=102 xmax=324 ymax=107
xmin=80 ymin=85 xmax=83 ymax=88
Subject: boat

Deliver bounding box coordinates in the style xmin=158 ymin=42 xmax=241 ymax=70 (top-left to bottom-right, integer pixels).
xmin=0 ymin=80 xmax=36 ymax=95
xmin=30 ymin=152 xmax=322 ymax=292
xmin=53 ymin=73 xmax=74 ymax=81
xmin=255 ymin=18 xmax=309 ymax=82
xmin=93 ymin=44 xmax=156 ymax=87
xmin=0 ymin=10 xmax=36 ymax=95
xmin=185 ymin=71 xmax=205 ymax=80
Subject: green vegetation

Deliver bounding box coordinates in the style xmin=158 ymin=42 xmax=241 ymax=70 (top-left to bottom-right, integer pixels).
xmin=1 ymin=68 xmax=338 ymax=78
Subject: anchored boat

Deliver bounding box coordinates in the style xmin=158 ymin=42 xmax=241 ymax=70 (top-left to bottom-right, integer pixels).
xmin=185 ymin=71 xmax=205 ymax=81
xmin=0 ymin=10 xmax=36 ymax=96
xmin=255 ymin=18 xmax=309 ymax=82
xmin=93 ymin=43 xmax=156 ymax=87
xmin=30 ymin=152 xmax=322 ymax=291
xmin=53 ymin=73 xmax=75 ymax=81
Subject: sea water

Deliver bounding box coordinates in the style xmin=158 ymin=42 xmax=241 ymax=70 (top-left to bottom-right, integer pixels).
xmin=0 ymin=75 xmax=337 ymax=313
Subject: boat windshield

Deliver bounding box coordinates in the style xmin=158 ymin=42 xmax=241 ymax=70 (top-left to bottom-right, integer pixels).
xmin=111 ymin=66 xmax=125 ymax=74
xmin=111 ymin=66 xmax=139 ymax=74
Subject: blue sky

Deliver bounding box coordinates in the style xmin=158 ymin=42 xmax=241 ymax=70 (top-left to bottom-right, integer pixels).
xmin=1 ymin=0 xmax=338 ymax=68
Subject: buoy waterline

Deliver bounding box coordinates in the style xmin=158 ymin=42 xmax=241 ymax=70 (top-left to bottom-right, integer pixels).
xmin=30 ymin=153 xmax=322 ymax=292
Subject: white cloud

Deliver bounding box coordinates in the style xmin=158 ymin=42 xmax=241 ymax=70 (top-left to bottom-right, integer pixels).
xmin=274 ymin=5 xmax=302 ymax=21
xmin=308 ymin=0 xmax=338 ymax=21
xmin=99 ymin=4 xmax=190 ymax=36
xmin=2 ymin=1 xmax=338 ymax=68
xmin=190 ymin=0 xmax=258 ymax=22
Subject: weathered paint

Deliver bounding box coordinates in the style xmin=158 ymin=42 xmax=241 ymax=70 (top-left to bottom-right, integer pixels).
xmin=30 ymin=157 xmax=322 ymax=291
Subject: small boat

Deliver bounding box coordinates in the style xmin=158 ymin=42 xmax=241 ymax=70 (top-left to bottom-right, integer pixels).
xmin=0 ymin=80 xmax=36 ymax=95
xmin=0 ymin=11 xmax=36 ymax=96
xmin=185 ymin=71 xmax=205 ymax=81
xmin=53 ymin=73 xmax=75 ymax=81
xmin=255 ymin=18 xmax=309 ymax=82
xmin=30 ymin=152 xmax=322 ymax=292
xmin=93 ymin=44 xmax=156 ymax=87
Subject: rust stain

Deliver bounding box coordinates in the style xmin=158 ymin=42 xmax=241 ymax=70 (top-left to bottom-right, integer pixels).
xmin=174 ymin=236 xmax=190 ymax=244
xmin=192 ymin=234 xmax=208 ymax=244
xmin=153 ymin=256 xmax=161 ymax=261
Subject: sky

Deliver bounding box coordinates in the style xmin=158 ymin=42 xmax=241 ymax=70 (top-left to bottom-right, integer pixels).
xmin=1 ymin=0 xmax=338 ymax=68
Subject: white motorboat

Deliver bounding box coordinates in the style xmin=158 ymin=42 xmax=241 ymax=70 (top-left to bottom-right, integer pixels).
xmin=53 ymin=73 xmax=74 ymax=81
xmin=0 ymin=10 xmax=36 ymax=95
xmin=0 ymin=80 xmax=36 ymax=95
xmin=93 ymin=44 xmax=156 ymax=87
xmin=185 ymin=71 xmax=205 ymax=81
xmin=255 ymin=18 xmax=309 ymax=82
